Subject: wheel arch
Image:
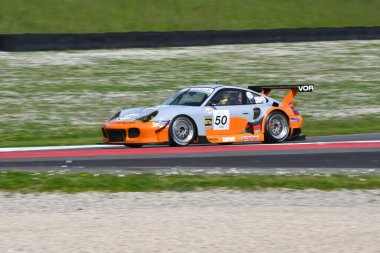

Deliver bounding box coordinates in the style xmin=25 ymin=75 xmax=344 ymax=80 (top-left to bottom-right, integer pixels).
xmin=168 ymin=114 xmax=199 ymax=144
xmin=178 ymin=114 xmax=199 ymax=136
xmin=261 ymin=108 xmax=290 ymax=135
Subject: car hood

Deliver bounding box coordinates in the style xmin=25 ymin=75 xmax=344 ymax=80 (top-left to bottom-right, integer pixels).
xmin=113 ymin=105 xmax=196 ymax=122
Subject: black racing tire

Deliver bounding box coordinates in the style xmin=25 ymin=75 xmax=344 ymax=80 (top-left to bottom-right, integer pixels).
xmin=169 ymin=115 xmax=197 ymax=146
xmin=264 ymin=111 xmax=290 ymax=143
xmin=125 ymin=144 xmax=143 ymax=148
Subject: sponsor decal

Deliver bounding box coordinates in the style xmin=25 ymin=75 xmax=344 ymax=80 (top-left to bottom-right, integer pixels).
xmin=204 ymin=118 xmax=212 ymax=126
xmin=253 ymin=124 xmax=261 ymax=130
xmin=208 ymin=138 xmax=218 ymax=141
xmin=222 ymin=137 xmax=236 ymax=142
xmin=205 ymin=107 xmax=213 ymax=115
xmin=246 ymin=92 xmax=254 ymax=100
xmin=213 ymin=110 xmax=230 ymax=130
xmin=153 ymin=120 xmax=169 ymax=127
xmin=254 ymin=96 xmax=266 ymax=104
xmin=119 ymin=113 xmax=139 ymax=120
xmin=297 ymin=84 xmax=314 ymax=92
xmin=291 ymin=118 xmax=300 ymax=122
xmin=190 ymin=87 xmax=214 ymax=95
xmin=242 ymin=136 xmax=259 ymax=142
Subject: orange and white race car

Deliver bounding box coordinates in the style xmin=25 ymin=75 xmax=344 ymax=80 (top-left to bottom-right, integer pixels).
xmin=102 ymin=84 xmax=313 ymax=147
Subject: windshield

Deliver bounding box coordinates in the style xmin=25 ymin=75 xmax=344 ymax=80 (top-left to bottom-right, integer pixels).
xmin=162 ymin=87 xmax=214 ymax=106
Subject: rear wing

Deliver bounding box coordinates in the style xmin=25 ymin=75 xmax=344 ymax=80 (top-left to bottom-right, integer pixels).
xmin=248 ymin=85 xmax=314 ymax=106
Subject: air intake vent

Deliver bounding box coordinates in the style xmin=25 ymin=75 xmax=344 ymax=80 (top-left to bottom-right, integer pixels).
xmin=128 ymin=128 xmax=140 ymax=138
xmin=253 ymin=108 xmax=261 ymax=120
xmin=106 ymin=129 xmax=126 ymax=142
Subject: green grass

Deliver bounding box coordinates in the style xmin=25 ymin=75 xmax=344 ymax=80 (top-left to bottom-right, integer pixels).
xmin=1 ymin=40 xmax=380 ymax=147
xmin=0 ymin=0 xmax=379 ymax=34
xmin=1 ymin=172 xmax=379 ymax=193
xmin=303 ymin=116 xmax=380 ymax=136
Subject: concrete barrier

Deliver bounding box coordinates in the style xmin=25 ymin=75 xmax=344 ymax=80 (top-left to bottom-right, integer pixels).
xmin=1 ymin=26 xmax=379 ymax=51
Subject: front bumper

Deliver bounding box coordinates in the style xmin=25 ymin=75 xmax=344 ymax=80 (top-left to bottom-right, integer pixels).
xmin=102 ymin=120 xmax=169 ymax=144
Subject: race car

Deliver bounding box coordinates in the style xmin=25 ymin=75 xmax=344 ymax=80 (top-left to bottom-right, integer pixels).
xmin=101 ymin=84 xmax=313 ymax=147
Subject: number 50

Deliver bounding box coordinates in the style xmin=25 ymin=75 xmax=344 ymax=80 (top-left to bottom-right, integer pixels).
xmin=215 ymin=115 xmax=227 ymax=125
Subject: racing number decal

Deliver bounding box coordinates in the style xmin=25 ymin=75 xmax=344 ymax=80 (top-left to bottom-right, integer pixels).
xmin=215 ymin=116 xmax=227 ymax=125
xmin=213 ymin=110 xmax=230 ymax=130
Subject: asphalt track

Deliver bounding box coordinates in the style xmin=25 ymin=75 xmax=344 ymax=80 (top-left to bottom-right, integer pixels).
xmin=0 ymin=133 xmax=379 ymax=175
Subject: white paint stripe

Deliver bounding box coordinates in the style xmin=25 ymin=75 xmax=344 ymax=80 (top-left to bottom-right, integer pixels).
xmin=0 ymin=140 xmax=379 ymax=153
xmin=253 ymin=140 xmax=380 ymax=146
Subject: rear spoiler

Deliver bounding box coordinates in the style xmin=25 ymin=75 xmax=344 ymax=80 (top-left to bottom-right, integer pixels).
xmin=248 ymin=85 xmax=314 ymax=106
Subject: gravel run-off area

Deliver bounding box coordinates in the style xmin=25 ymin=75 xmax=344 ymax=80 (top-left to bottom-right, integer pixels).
xmin=1 ymin=189 xmax=379 ymax=253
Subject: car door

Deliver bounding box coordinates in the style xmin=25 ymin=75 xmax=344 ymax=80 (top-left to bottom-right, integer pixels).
xmin=204 ymin=88 xmax=254 ymax=136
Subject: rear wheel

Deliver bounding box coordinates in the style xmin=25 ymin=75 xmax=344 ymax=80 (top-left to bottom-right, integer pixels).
xmin=169 ymin=116 xmax=196 ymax=146
xmin=264 ymin=111 xmax=289 ymax=143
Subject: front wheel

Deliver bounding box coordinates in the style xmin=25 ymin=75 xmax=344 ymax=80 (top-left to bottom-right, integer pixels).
xmin=169 ymin=115 xmax=196 ymax=146
xmin=264 ymin=111 xmax=290 ymax=143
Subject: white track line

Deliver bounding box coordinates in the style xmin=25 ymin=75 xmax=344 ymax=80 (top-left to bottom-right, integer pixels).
xmin=0 ymin=140 xmax=379 ymax=152
xmin=0 ymin=145 xmax=116 ymax=152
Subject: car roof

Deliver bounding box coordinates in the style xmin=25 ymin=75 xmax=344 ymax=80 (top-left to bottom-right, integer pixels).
xmin=189 ymin=84 xmax=222 ymax=89
xmin=189 ymin=84 xmax=248 ymax=90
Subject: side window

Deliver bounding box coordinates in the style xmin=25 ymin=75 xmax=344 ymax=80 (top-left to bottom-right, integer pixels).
xmin=210 ymin=89 xmax=244 ymax=106
xmin=246 ymin=92 xmax=267 ymax=104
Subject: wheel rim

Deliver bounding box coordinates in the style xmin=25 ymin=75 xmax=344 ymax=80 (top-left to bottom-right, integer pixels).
xmin=268 ymin=114 xmax=289 ymax=140
xmin=171 ymin=117 xmax=194 ymax=145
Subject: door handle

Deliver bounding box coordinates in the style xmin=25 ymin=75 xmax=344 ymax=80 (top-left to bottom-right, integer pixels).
xmin=242 ymin=112 xmax=249 ymax=115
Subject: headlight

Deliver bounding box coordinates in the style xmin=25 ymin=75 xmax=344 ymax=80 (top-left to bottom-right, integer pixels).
xmin=137 ymin=111 xmax=158 ymax=122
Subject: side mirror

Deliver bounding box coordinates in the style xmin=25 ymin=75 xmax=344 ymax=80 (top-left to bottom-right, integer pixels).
xmin=210 ymin=100 xmax=219 ymax=106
